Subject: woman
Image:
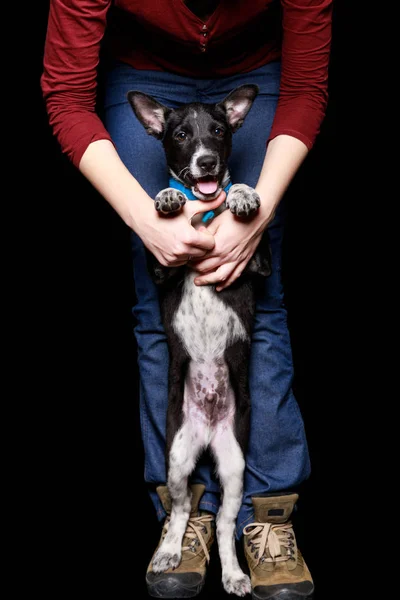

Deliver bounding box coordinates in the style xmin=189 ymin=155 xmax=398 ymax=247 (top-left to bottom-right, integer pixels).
xmin=41 ymin=1 xmax=332 ymax=598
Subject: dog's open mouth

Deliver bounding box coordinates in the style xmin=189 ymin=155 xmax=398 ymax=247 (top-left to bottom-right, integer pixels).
xmin=193 ymin=176 xmax=219 ymax=196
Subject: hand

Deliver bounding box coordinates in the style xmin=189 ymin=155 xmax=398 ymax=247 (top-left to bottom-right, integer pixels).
xmin=134 ymin=191 xmax=226 ymax=267
xmin=191 ymin=199 xmax=275 ymax=291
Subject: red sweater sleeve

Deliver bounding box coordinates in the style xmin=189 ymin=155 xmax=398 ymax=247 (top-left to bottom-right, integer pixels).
xmin=268 ymin=0 xmax=333 ymax=149
xmin=41 ymin=0 xmax=113 ymax=168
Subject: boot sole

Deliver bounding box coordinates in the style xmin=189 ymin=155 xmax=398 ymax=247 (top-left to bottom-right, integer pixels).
xmin=253 ymin=590 xmax=313 ymax=600
xmin=146 ymin=575 xmax=205 ymax=598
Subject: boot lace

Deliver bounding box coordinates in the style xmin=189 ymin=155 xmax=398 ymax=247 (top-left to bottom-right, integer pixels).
xmin=163 ymin=514 xmax=214 ymax=563
xmin=243 ymin=521 xmax=294 ymax=566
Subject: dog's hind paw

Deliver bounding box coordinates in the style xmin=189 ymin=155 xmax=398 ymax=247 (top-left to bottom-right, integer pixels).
xmin=155 ymin=188 xmax=187 ymax=214
xmin=226 ymin=184 xmax=260 ymax=217
xmin=152 ymin=549 xmax=181 ymax=573
xmin=222 ymin=572 xmax=251 ymax=597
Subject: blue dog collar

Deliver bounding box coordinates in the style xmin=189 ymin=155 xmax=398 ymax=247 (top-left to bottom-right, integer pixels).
xmin=168 ymin=177 xmax=232 ymax=223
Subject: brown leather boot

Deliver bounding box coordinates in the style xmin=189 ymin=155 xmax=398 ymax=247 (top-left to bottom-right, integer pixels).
xmin=146 ymin=484 xmax=215 ymax=598
xmin=243 ymin=494 xmax=314 ymax=600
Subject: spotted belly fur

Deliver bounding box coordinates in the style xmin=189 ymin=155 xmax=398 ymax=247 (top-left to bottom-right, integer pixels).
xmin=173 ymin=271 xmax=248 ymax=428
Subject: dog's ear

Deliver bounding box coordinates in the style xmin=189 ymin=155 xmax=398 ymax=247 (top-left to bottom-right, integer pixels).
xmin=217 ymin=84 xmax=259 ymax=132
xmin=127 ymin=91 xmax=171 ymax=139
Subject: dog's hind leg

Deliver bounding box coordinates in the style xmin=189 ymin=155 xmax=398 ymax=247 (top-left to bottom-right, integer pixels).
xmin=211 ymin=425 xmax=251 ymax=597
xmin=224 ymin=339 xmax=252 ymax=454
xmin=152 ymin=420 xmax=204 ymax=573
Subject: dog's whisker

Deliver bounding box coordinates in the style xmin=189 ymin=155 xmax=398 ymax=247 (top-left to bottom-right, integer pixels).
xmin=177 ymin=166 xmax=190 ymax=180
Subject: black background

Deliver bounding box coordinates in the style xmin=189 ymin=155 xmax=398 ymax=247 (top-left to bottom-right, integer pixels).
xmin=32 ymin=2 xmax=362 ymax=598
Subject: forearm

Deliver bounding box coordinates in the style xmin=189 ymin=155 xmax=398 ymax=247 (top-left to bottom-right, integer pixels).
xmin=79 ymin=138 xmax=225 ymax=267
xmin=255 ymin=134 xmax=309 ymax=225
xmin=79 ymin=139 xmax=152 ymax=231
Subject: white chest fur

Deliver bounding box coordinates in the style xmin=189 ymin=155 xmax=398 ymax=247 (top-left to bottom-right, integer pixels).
xmin=173 ymin=271 xmax=248 ymax=362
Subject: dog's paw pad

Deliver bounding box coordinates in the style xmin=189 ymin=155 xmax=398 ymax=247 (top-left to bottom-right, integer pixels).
xmin=155 ymin=188 xmax=187 ymax=213
xmin=226 ymin=184 xmax=260 ymax=217
xmin=152 ymin=550 xmax=181 ymax=573
xmin=222 ymin=573 xmax=251 ymax=597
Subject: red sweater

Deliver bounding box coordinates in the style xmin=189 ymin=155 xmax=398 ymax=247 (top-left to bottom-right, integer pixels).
xmin=41 ymin=0 xmax=332 ymax=168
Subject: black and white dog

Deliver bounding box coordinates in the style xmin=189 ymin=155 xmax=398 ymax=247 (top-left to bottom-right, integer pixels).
xmin=127 ymin=85 xmax=271 ymax=596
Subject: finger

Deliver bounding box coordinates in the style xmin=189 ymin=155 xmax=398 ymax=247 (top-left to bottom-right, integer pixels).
xmin=190 ymin=256 xmax=221 ymax=273
xmin=194 ymin=262 xmax=234 ymax=286
xmin=190 ymin=220 xmax=218 ymax=251
xmin=171 ymin=252 xmax=205 ymax=267
xmin=184 ymin=191 xmax=226 ymax=222
xmin=178 ymin=246 xmax=208 ymax=259
xmin=200 ymin=220 xmax=218 ymax=236
xmin=167 ymin=242 xmax=208 ymax=263
xmin=216 ymin=262 xmax=246 ymax=291
xmin=197 ymin=223 xmax=219 ymax=235
xmin=186 ymin=227 xmax=216 ymax=251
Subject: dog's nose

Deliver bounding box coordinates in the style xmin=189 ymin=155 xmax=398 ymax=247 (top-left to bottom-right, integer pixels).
xmin=198 ymin=155 xmax=216 ymax=173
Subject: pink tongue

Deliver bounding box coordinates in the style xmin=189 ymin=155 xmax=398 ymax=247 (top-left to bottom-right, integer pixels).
xmin=197 ymin=180 xmax=218 ymax=194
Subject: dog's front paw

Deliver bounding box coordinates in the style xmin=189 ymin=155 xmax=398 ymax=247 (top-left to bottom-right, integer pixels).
xmin=226 ymin=184 xmax=260 ymax=217
xmin=155 ymin=188 xmax=187 ymax=214
xmin=222 ymin=571 xmax=251 ymax=597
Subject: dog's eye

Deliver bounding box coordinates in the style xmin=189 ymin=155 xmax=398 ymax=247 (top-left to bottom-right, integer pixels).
xmin=214 ymin=128 xmax=224 ymax=137
xmin=176 ymin=131 xmax=187 ymax=141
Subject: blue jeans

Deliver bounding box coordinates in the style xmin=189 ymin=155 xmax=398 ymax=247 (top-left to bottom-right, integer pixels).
xmin=103 ymin=61 xmax=311 ymax=537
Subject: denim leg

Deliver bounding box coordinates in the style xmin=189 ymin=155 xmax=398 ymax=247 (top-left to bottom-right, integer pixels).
xmin=103 ymin=73 xmax=169 ymax=520
xmin=102 ymin=65 xmax=221 ymax=520
xmin=198 ymin=63 xmax=311 ymax=536
xmin=235 ymin=205 xmax=311 ymax=537
xmin=231 ymin=69 xmax=311 ymax=537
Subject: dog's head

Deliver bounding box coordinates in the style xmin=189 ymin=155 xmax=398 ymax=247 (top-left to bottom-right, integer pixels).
xmin=127 ymin=85 xmax=259 ymax=200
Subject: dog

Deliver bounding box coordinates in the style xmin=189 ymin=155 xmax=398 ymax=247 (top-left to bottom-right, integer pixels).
xmin=127 ymin=85 xmax=271 ymax=596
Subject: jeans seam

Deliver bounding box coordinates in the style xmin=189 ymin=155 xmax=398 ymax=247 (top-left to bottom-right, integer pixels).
xmin=236 ymin=512 xmax=255 ymax=538
xmin=157 ymin=506 xmax=166 ymax=520
xmin=199 ymin=500 xmax=219 ymax=512
xmin=140 ymin=383 xmax=151 ymax=481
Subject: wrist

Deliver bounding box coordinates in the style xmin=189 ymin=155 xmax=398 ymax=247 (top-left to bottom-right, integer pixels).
xmin=126 ymin=193 xmax=154 ymax=233
xmin=256 ymin=189 xmax=280 ymax=229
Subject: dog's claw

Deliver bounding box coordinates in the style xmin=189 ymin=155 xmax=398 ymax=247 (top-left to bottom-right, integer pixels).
xmin=155 ymin=188 xmax=187 ymax=214
xmin=226 ymin=183 xmax=260 ymax=217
